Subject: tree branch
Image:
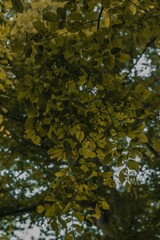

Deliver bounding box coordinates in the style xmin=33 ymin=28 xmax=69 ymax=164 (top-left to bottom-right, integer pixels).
xmin=123 ymin=36 xmax=157 ymax=81
xmin=97 ymin=7 xmax=104 ymax=30
xmin=128 ymin=0 xmax=160 ymax=27
xmin=0 ymin=204 xmax=38 ymax=219
xmin=146 ymin=142 xmax=160 ymax=159
xmin=0 ymin=194 xmax=47 ymax=219
xmin=0 ymin=109 xmax=26 ymax=123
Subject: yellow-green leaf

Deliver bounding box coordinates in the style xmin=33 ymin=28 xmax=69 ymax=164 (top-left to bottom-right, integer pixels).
xmin=31 ymin=135 xmax=41 ymax=145
xmin=74 ymin=212 xmax=84 ymax=222
xmin=85 ymin=150 xmax=96 ymax=158
xmin=153 ymin=139 xmax=160 ymax=153
xmin=137 ymin=133 xmax=148 ymax=143
xmin=90 ymin=171 xmax=97 ymax=177
xmin=119 ymin=53 xmax=131 ymax=62
xmin=101 ymin=201 xmax=109 ymax=210
xmin=37 ymin=205 xmax=45 ymax=214
xmin=0 ymin=115 xmax=3 ymax=124
xmin=55 ymin=171 xmax=66 ymax=177
xmin=104 ymin=13 xmax=110 ymax=28
xmin=76 ymin=130 xmax=85 ymax=143
xmin=0 ymin=83 xmax=5 ymax=91
xmin=0 ymin=71 xmax=6 ymax=81
xmin=129 ymin=5 xmax=137 ymax=15
xmin=76 ymin=195 xmax=88 ymax=201
xmin=95 ymin=203 xmax=101 ymax=218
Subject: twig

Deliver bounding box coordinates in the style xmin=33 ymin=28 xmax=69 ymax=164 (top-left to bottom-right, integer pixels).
xmin=123 ymin=36 xmax=157 ymax=81
xmin=97 ymin=7 xmax=104 ymax=31
xmin=128 ymin=0 xmax=160 ymax=27
xmin=146 ymin=143 xmax=160 ymax=159
xmin=0 ymin=205 xmax=38 ymax=219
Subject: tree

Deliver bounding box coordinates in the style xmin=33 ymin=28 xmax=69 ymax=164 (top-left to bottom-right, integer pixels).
xmin=0 ymin=0 xmax=160 ymax=239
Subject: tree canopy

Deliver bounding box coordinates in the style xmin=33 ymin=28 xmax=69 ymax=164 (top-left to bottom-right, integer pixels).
xmin=0 ymin=0 xmax=160 ymax=239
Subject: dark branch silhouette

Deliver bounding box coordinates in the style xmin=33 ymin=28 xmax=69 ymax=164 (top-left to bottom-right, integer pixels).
xmin=97 ymin=7 xmax=104 ymax=30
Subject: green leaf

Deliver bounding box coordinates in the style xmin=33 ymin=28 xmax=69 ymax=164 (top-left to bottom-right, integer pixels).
xmin=128 ymin=160 xmax=139 ymax=172
xmin=0 ymin=71 xmax=6 ymax=81
xmin=73 ymin=224 xmax=83 ymax=233
xmin=104 ymin=54 xmax=115 ymax=70
xmin=76 ymin=130 xmax=85 ymax=143
xmin=80 ymin=164 xmax=89 ymax=172
xmin=18 ymin=91 xmax=27 ymax=101
xmin=0 ymin=83 xmax=5 ymax=91
xmin=0 ymin=115 xmax=3 ymax=124
xmin=74 ymin=212 xmax=84 ymax=222
xmin=43 ymin=12 xmax=59 ymax=22
xmin=63 ymin=202 xmax=71 ymax=213
xmin=56 ymin=7 xmax=66 ymax=19
xmin=44 ymin=196 xmax=53 ymax=202
xmin=135 ymin=84 xmax=146 ymax=94
xmin=37 ymin=205 xmax=45 ymax=214
xmin=55 ymin=171 xmax=66 ymax=177
xmin=25 ymin=118 xmax=35 ymax=130
xmin=103 ymin=171 xmax=113 ymax=178
xmin=119 ymin=53 xmax=131 ymax=62
xmin=64 ymin=232 xmax=74 ymax=240
xmin=47 ymin=148 xmax=64 ymax=161
xmin=132 ymin=123 xmax=145 ymax=133
xmin=119 ymin=169 xmax=126 ymax=183
xmin=85 ymin=216 xmax=94 ymax=225
xmin=58 ymin=217 xmax=67 ymax=228
xmin=95 ymin=203 xmax=101 ymax=219
xmin=85 ymin=149 xmax=96 ymax=158
xmin=101 ymin=201 xmax=109 ymax=210
xmin=76 ymin=195 xmax=88 ymax=201
xmin=50 ymin=22 xmax=59 ymax=32
xmin=153 ymin=139 xmax=160 ymax=153
xmin=31 ymin=135 xmax=41 ymax=145
xmin=11 ymin=0 xmax=23 ymax=13
xmin=33 ymin=21 xmax=47 ymax=31
xmin=137 ymin=133 xmax=148 ymax=143
xmin=104 ymin=13 xmax=110 ymax=28
xmin=90 ymin=171 xmax=98 ymax=177
xmin=51 ymin=219 xmax=59 ymax=232
xmin=129 ymin=5 xmax=137 ymax=15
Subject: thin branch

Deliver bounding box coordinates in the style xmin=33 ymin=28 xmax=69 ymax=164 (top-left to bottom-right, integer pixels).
xmin=0 ymin=204 xmax=38 ymax=219
xmin=105 ymin=66 xmax=144 ymax=108
xmin=0 ymin=109 xmax=26 ymax=123
xmin=0 ymin=192 xmax=48 ymax=219
xmin=128 ymin=0 xmax=160 ymax=27
xmin=146 ymin=143 xmax=160 ymax=159
xmin=97 ymin=7 xmax=104 ymax=31
xmin=123 ymin=36 xmax=157 ymax=81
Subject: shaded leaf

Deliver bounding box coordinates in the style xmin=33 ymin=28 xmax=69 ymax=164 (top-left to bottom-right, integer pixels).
xmin=11 ymin=0 xmax=23 ymax=13
xmin=128 ymin=160 xmax=139 ymax=172
xmin=153 ymin=139 xmax=160 ymax=153
xmin=43 ymin=12 xmax=59 ymax=22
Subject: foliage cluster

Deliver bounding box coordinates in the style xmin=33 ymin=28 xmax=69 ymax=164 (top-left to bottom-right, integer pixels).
xmin=0 ymin=0 xmax=160 ymax=239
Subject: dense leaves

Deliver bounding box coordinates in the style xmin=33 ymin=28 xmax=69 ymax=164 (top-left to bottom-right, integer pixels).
xmin=0 ymin=0 xmax=160 ymax=239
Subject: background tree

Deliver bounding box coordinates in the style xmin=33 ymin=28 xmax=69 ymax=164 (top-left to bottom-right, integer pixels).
xmin=0 ymin=0 xmax=160 ymax=239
